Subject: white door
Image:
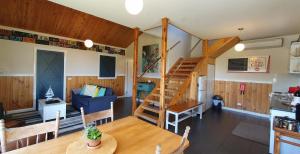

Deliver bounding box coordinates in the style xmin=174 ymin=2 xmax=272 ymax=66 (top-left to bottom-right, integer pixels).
xmin=125 ymin=59 xmax=133 ymax=97
xmin=206 ymin=64 xmax=215 ymax=110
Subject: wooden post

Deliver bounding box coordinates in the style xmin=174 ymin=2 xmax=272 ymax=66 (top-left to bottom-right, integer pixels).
xmin=159 ymin=18 xmax=168 ymax=128
xmin=201 ymin=40 xmax=209 ymax=76
xmin=132 ymin=28 xmax=139 ymax=114
xmin=202 ymin=39 xmax=209 ymax=57
xmin=189 ymin=72 xmax=198 ymax=100
xmin=274 ymin=132 xmax=280 ymax=154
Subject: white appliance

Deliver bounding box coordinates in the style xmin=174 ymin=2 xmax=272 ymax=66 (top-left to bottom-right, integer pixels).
xmin=198 ymin=76 xmax=207 ymax=113
xmin=197 ymin=64 xmax=215 ymax=112
xmin=243 ymin=38 xmax=283 ymax=50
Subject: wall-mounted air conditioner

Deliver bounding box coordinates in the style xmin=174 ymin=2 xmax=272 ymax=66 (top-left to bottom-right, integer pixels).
xmin=243 ymin=38 xmax=283 ymax=50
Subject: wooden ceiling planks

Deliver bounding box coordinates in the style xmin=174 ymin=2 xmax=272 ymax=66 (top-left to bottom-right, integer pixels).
xmin=0 ymin=0 xmax=134 ymax=48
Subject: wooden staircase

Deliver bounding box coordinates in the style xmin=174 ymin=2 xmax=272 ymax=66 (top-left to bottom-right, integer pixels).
xmin=134 ymin=57 xmax=204 ymax=125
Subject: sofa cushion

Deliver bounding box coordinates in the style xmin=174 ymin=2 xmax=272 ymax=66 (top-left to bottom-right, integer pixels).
xmin=105 ymin=88 xmax=113 ymax=96
xmin=81 ymin=84 xmax=99 ymax=97
xmin=98 ymin=87 xmax=106 ymax=97
xmin=72 ymin=88 xmax=81 ymax=95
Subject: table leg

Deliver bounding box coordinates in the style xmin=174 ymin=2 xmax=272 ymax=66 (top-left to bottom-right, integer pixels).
xmin=191 ymin=109 xmax=195 ymax=117
xmin=166 ymin=111 xmax=169 ymax=130
xmin=175 ymin=113 xmax=179 ymax=134
xmin=199 ymin=105 xmax=203 ymax=119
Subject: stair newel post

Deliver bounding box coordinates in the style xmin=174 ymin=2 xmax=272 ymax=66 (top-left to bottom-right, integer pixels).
xmin=159 ymin=17 xmax=169 ymax=128
xmin=189 ymin=71 xmax=198 ymax=101
xmin=132 ymin=27 xmax=140 ymax=114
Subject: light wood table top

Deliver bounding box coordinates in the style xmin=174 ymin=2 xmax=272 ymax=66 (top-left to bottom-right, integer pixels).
xmin=66 ymin=133 xmax=117 ymax=154
xmin=6 ymin=116 xmax=189 ymax=154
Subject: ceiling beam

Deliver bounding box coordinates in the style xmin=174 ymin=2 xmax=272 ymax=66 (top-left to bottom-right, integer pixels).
xmin=207 ymin=36 xmax=240 ymax=58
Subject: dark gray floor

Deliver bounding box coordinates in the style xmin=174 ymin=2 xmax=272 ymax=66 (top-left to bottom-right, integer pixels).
xmin=115 ymin=97 xmax=270 ymax=154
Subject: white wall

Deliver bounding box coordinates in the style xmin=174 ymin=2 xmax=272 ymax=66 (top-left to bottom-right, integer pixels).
xmin=190 ymin=36 xmax=203 ymax=57
xmin=0 ymin=39 xmax=126 ymax=76
xmin=0 ymin=40 xmax=34 ymax=75
xmin=126 ymin=33 xmax=161 ymax=78
xmin=167 ymin=25 xmax=191 ymax=71
xmin=215 ymin=34 xmax=300 ymax=92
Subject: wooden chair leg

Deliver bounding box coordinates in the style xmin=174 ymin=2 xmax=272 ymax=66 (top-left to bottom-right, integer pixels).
xmin=274 ymin=132 xmax=280 ymax=154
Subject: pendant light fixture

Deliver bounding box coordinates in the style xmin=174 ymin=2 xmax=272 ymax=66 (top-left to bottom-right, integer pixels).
xmin=234 ymin=43 xmax=245 ymax=52
xmin=84 ymin=39 xmax=93 ymax=48
xmin=234 ymin=28 xmax=245 ymax=52
xmin=125 ymin=0 xmax=143 ymax=15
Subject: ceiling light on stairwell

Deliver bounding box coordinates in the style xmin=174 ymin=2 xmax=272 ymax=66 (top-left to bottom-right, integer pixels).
xmin=84 ymin=39 xmax=93 ymax=48
xmin=125 ymin=0 xmax=143 ymax=15
xmin=235 ymin=27 xmax=245 ymax=52
xmin=234 ymin=43 xmax=245 ymax=52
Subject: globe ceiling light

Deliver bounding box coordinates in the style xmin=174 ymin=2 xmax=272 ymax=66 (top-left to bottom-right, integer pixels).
xmin=234 ymin=43 xmax=245 ymax=52
xmin=84 ymin=39 xmax=93 ymax=48
xmin=125 ymin=0 xmax=143 ymax=15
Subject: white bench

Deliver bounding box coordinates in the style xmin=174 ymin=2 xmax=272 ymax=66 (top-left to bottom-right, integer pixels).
xmin=166 ymin=101 xmax=203 ymax=134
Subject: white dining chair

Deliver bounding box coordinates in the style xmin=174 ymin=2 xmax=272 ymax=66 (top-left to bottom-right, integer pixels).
xmin=172 ymin=126 xmax=191 ymax=154
xmin=155 ymin=126 xmax=190 ymax=154
xmin=155 ymin=144 xmax=161 ymax=154
xmin=80 ymin=102 xmax=114 ymax=129
xmin=0 ymin=112 xmax=60 ymax=153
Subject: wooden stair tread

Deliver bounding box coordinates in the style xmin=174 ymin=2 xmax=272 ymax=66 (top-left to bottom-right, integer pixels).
xmin=141 ymin=104 xmax=160 ymax=113
xmin=182 ymin=57 xmax=202 ymax=61
xmin=169 ymin=73 xmax=189 ymax=76
xmin=181 ymin=61 xmax=198 ymax=64
xmin=179 ymin=65 xmax=196 ymax=68
xmin=175 ymin=69 xmax=193 ymax=71
xmin=165 ymin=83 xmax=181 ymax=87
xmin=152 ymin=94 xmax=172 ymax=99
xmin=168 ymin=77 xmax=187 ymax=81
xmin=157 ymin=88 xmax=178 ymax=92
xmin=136 ymin=112 xmax=158 ymax=123
xmin=146 ymin=99 xmax=160 ymax=105
xmin=168 ymin=100 xmax=200 ymax=113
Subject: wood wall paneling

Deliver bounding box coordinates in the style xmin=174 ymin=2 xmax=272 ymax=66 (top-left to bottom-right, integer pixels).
xmin=214 ymin=80 xmax=272 ymax=114
xmin=0 ymin=0 xmax=134 ymax=48
xmin=66 ymin=76 xmax=125 ymax=103
xmin=0 ymin=76 xmax=33 ymax=111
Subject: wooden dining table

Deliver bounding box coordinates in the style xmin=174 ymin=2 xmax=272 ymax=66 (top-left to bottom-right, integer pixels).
xmin=6 ymin=116 xmax=189 ymax=154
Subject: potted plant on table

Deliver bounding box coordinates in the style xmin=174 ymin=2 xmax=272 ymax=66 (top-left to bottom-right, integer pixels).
xmin=85 ymin=126 xmax=102 ymax=147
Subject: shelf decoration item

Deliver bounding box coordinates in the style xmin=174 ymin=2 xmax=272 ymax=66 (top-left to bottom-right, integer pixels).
xmin=85 ymin=126 xmax=102 ymax=148
xmin=0 ymin=28 xmax=125 ymax=55
xmin=45 ymin=86 xmax=54 ymax=101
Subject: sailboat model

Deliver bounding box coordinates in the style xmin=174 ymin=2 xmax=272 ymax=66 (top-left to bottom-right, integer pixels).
xmin=45 ymin=86 xmax=54 ymax=101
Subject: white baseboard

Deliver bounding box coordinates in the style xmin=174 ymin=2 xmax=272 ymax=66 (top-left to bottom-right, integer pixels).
xmin=223 ymin=107 xmax=270 ymax=119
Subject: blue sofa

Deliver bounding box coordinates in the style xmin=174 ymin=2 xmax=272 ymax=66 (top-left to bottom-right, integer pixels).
xmin=71 ymin=87 xmax=117 ymax=114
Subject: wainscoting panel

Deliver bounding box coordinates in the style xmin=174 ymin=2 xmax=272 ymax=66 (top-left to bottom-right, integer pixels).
xmin=66 ymin=76 xmax=125 ymax=103
xmin=0 ymin=76 xmax=33 ymax=111
xmin=214 ymin=80 xmax=272 ymax=114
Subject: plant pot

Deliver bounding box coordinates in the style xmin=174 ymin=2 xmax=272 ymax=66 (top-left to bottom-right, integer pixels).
xmin=86 ymin=138 xmax=101 ymax=147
